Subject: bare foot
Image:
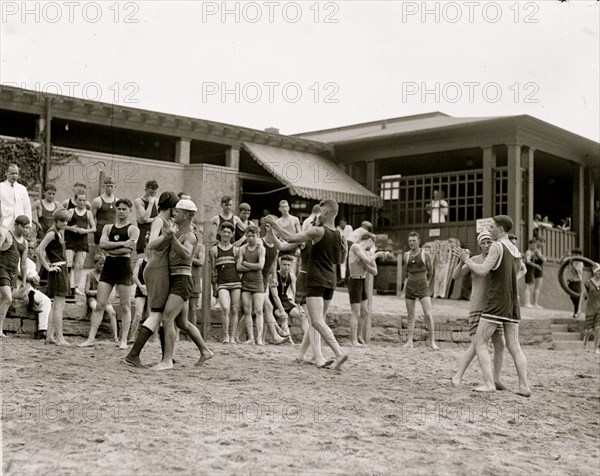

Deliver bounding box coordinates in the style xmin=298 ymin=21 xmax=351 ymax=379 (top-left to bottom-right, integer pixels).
xmin=118 ymin=342 xmax=129 ymax=350
xmin=316 ymin=358 xmax=335 ymax=368
xmin=125 ymin=354 xmax=145 ymax=368
xmin=256 ymin=340 xmax=265 ymax=346
xmin=229 ymin=336 xmax=238 ymax=345
xmin=195 ymin=350 xmax=214 ymax=366
xmin=357 ymin=337 xmax=366 ymax=345
xmin=430 ymin=342 xmax=440 ymax=351
xmin=474 ymin=384 xmax=496 ymax=393
xmin=333 ymin=354 xmax=348 ymax=371
xmin=45 ymin=338 xmax=58 ymax=345
xmin=349 ymin=341 xmax=364 ymax=347
xmin=0 ymin=332 xmax=8 ymax=338
xmin=152 ymin=361 xmax=174 ymax=371
xmin=595 ymin=348 xmax=600 ymax=354
xmin=516 ymin=386 xmax=532 ymax=397
xmin=401 ymin=342 xmax=413 ymax=349
xmin=241 ymin=339 xmax=255 ymax=345
xmin=56 ymin=340 xmax=71 ymax=347
xmin=495 ymin=381 xmax=508 ymax=391
xmin=222 ymin=336 xmax=229 ymax=344
xmin=78 ymin=339 xmax=96 ymax=347
xmin=451 ymin=376 xmax=461 ymax=387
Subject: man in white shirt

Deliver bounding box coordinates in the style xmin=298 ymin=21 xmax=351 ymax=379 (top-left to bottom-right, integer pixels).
xmin=427 ymin=189 xmax=449 ymax=224
xmin=0 ymin=164 xmax=32 ymax=229
xmin=336 ymin=218 xmax=354 ymax=283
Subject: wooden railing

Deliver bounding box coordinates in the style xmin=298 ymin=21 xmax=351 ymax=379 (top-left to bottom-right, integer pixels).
xmin=536 ymin=227 xmax=578 ymax=263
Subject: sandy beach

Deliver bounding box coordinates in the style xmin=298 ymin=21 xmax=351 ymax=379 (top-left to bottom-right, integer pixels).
xmin=2 ymin=334 xmax=599 ymax=475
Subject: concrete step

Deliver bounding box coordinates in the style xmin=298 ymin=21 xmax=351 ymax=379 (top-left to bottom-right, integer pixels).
xmin=552 ymin=332 xmax=582 ymax=341
xmin=551 ymin=324 xmax=569 ymax=333
xmin=552 ymin=340 xmax=586 ymax=351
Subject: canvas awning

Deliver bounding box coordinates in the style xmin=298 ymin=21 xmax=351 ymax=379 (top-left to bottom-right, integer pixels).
xmin=242 ymin=142 xmax=382 ymax=207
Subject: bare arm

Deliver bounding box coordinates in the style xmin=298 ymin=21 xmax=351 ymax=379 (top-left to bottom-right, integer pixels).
xmin=90 ymin=197 xmax=100 ymax=220
xmin=135 ymin=197 xmax=154 ymax=224
xmin=236 ymin=245 xmax=250 ymax=272
xmin=18 ymin=240 xmax=28 ymax=286
xmin=517 ymin=259 xmax=527 ymax=280
xmin=170 ymin=231 xmax=195 ymax=261
xmin=452 ymin=261 xmax=468 ymax=280
xmin=456 ymin=243 xmax=500 ymax=277
xmin=270 ymin=281 xmax=286 ymax=315
xmin=84 ymin=272 xmax=95 ymax=296
xmin=84 ymin=211 xmax=96 ymax=234
xmin=37 ymin=231 xmax=60 ymax=273
xmin=265 ymin=215 xmax=323 ymax=245
xmin=353 ymin=245 xmax=378 ymax=276
xmin=241 ymin=245 xmax=265 ymax=271
xmin=146 ymin=218 xmax=171 ymax=251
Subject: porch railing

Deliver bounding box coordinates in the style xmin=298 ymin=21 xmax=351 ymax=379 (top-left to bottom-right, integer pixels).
xmin=536 ymin=227 xmax=578 ymax=263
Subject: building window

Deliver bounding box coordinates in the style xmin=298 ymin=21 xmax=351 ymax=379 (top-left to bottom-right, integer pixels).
xmin=378 ymin=170 xmax=484 ymax=227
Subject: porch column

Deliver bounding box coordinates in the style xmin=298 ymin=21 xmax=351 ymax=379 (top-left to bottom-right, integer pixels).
xmin=482 ymin=146 xmax=496 ymax=218
xmin=226 ymin=147 xmax=240 ymax=205
xmin=522 ymin=147 xmax=535 ymax=238
xmin=572 ymin=163 xmax=585 ymax=249
xmin=226 ymin=147 xmax=240 ymax=170
xmin=175 ymin=138 xmax=191 ymax=164
xmin=507 ymin=143 xmax=523 ymax=238
xmin=366 ymin=161 xmax=377 ymax=225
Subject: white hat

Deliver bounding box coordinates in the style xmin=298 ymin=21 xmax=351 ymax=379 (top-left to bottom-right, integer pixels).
xmin=477 ymin=230 xmax=492 ymax=244
xmin=593 ymin=263 xmax=600 ymax=275
xmin=175 ymin=199 xmax=197 ymax=213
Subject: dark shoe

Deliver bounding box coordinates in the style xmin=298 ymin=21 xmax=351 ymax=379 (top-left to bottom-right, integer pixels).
xmin=28 ymin=300 xmax=43 ymax=314
xmin=34 ymin=330 xmax=47 ymax=340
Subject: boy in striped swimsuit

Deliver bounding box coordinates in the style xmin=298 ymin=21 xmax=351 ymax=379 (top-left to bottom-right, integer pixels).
xmin=454 ymin=215 xmax=531 ymax=397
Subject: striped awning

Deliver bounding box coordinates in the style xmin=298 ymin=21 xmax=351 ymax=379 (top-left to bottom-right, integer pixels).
xmin=242 ymin=142 xmax=382 ymax=207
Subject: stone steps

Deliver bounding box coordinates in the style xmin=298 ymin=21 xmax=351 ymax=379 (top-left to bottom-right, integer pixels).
xmin=550 ymin=318 xmax=590 ymax=351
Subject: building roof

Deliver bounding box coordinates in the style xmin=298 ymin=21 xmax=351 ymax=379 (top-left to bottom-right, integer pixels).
xmin=294 ymin=112 xmax=505 ymax=143
xmin=242 ymin=143 xmax=382 ymax=207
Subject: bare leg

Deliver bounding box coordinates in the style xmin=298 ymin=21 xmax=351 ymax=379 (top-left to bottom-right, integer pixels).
xmin=524 ymin=284 xmax=533 ymax=307
xmin=594 ymin=325 xmax=600 ymax=354
xmin=420 ymin=297 xmax=439 ymax=350
xmin=73 ymin=251 xmax=86 ymax=295
xmin=264 ymin=297 xmax=285 ymax=344
xmin=306 ymin=296 xmax=347 ymax=370
xmin=175 ymin=311 xmax=214 ymax=365
xmin=153 ymin=294 xmax=185 ymax=370
xmin=452 ymin=342 xmax=476 ymax=386
xmin=217 ymin=288 xmax=231 ymax=343
xmin=492 ymin=332 xmax=506 ymax=389
xmin=533 ymin=278 xmax=544 ymax=308
xmin=503 ymin=322 xmax=531 ymax=397
xmin=473 ymin=319 xmax=497 ymax=392
xmin=357 ymin=301 xmax=368 ymax=345
xmin=0 ymin=286 xmax=12 ymax=337
xmin=241 ymin=291 xmax=254 ymax=344
xmin=53 ymin=297 xmax=69 ymax=345
xmin=253 ymin=292 xmax=265 ymax=345
xmin=79 ymin=282 xmax=113 ymax=346
xmin=349 ymin=302 xmax=361 ymax=346
xmin=116 ymin=284 xmax=132 ymax=349
xmin=129 ymin=297 xmax=146 ymax=342
xmin=403 ymin=299 xmax=416 ymax=348
xmin=105 ymin=304 xmax=118 ymax=343
xmin=188 ymin=296 xmax=199 ymax=327
xmin=229 ymin=289 xmax=241 ymax=343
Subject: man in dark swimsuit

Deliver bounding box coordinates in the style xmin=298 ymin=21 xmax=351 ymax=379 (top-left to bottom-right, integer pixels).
xmin=0 ymin=215 xmax=29 ymax=337
xmin=454 ymin=215 xmax=532 ymax=397
xmin=79 ymin=199 xmax=139 ymax=348
xmin=265 ymin=199 xmax=349 ymax=371
xmin=91 ymin=176 xmax=118 ymax=246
